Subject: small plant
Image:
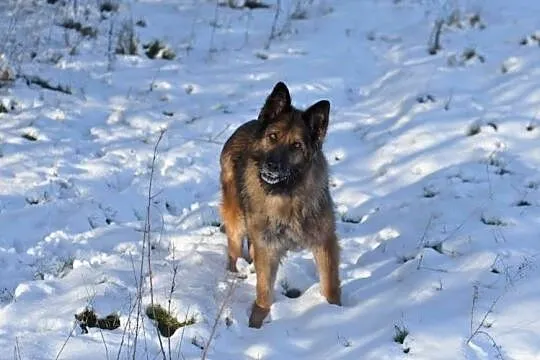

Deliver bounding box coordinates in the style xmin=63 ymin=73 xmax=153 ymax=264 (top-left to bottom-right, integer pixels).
xmin=255 ymin=51 xmax=269 ymax=60
xmin=486 ymin=122 xmax=498 ymax=131
xmin=468 ymin=13 xmax=485 ymax=29
xmin=280 ymin=280 xmax=302 ymax=299
xmin=244 ymin=0 xmax=271 ymax=9
xmin=466 ymin=123 xmax=481 ymax=136
xmin=146 ymin=304 xmax=195 ymax=337
xmin=191 ymin=336 xmax=205 ymax=350
xmin=209 ymin=220 xmax=221 ymax=227
xmin=462 ymin=48 xmax=484 ymax=63
xmin=480 ymin=215 xmax=506 ymax=226
xmin=422 ymin=186 xmax=438 ymax=198
xmin=0 ymin=287 xmax=14 ymax=303
xmin=426 ymin=242 xmax=444 ymax=254
xmin=448 ymin=48 xmax=485 ymax=67
xmin=291 ymin=0 xmax=315 ymax=20
xmin=221 ymin=0 xmax=271 ymax=9
xmin=56 ymin=257 xmax=74 ymax=278
xmin=341 ymin=213 xmax=362 ymax=224
xmin=59 ymin=19 xmax=98 ymax=38
xmin=445 ymin=11 xmax=485 ymax=30
xmin=21 ymin=132 xmax=38 ymax=141
xmin=19 ymin=75 xmax=72 ymax=95
xmin=427 ymin=19 xmax=443 ymax=55
xmin=494 ymin=167 xmax=511 ymax=176
xmin=0 ymin=103 xmax=7 ymax=113
xmin=99 ymin=0 xmax=119 ymax=13
xmin=116 ymin=20 xmax=138 ymax=55
xmin=515 ymin=199 xmax=531 ymax=207
xmin=25 ymin=196 xmax=41 ymax=205
xmin=486 ymin=156 xmax=503 ymax=168
xmin=0 ymin=62 xmax=15 ymax=83
xmin=416 ymin=94 xmax=436 ymax=104
xmin=397 ymin=254 xmax=416 ymax=264
xmin=144 ymin=40 xmax=176 ymax=60
xmin=466 ymin=285 xmax=505 ymax=359
xmin=526 ymin=181 xmax=539 ymax=190
xmin=74 ymin=308 xmax=121 ymax=334
xmin=520 ymin=31 xmax=540 ymax=46
xmin=393 ymin=324 xmax=410 ymax=353
xmin=337 ymin=333 xmax=352 ymax=347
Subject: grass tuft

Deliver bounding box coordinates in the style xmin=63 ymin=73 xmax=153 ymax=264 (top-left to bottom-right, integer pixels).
xmin=74 ymin=308 xmax=121 ymax=334
xmin=144 ymin=40 xmax=176 ymax=60
xmin=146 ymin=304 xmax=195 ymax=337
xmin=515 ymin=200 xmax=531 ymax=207
xmin=116 ymin=20 xmax=138 ymax=55
xmin=59 ymin=19 xmax=98 ymax=38
xmin=466 ymin=123 xmax=481 ymax=136
xmin=99 ymin=1 xmax=119 ymax=13
xmin=422 ymin=187 xmax=438 ymax=198
xmin=427 ymin=242 xmax=444 ymax=254
xmin=21 ymin=133 xmax=38 ymax=141
xmin=393 ymin=324 xmax=409 ymax=344
xmin=19 ymin=75 xmax=72 ymax=95
xmin=480 ymin=215 xmax=507 ymax=226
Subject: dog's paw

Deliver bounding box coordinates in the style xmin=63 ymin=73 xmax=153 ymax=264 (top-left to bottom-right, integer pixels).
xmin=248 ymin=303 xmax=270 ymax=329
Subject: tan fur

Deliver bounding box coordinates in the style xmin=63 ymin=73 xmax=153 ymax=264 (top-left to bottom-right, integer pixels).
xmin=219 ymin=82 xmax=341 ymax=328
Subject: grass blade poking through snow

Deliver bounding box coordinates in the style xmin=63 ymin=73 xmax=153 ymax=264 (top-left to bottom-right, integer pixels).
xmin=132 ymin=129 xmax=167 ymax=360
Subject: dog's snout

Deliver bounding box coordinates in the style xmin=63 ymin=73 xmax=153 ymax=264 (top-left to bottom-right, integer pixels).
xmin=265 ymin=161 xmax=279 ymax=173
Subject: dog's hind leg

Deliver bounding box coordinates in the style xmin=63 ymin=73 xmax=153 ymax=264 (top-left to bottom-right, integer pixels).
xmin=221 ymin=200 xmax=244 ymax=272
xmin=220 ymin=167 xmax=245 ymax=273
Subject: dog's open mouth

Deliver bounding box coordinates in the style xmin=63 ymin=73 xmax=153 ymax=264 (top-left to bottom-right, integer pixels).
xmin=260 ymin=168 xmax=288 ymax=185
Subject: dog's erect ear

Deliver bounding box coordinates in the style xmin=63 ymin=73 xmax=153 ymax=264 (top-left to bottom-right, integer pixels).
xmin=258 ymin=82 xmax=291 ymax=123
xmin=303 ymin=100 xmax=330 ymax=144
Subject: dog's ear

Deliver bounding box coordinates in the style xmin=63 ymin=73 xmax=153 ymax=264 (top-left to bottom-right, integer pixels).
xmin=303 ymin=100 xmax=330 ymax=144
xmin=258 ymin=82 xmax=291 ymax=123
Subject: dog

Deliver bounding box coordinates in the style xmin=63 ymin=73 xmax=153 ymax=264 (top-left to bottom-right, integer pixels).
xmin=219 ymin=82 xmax=341 ymax=328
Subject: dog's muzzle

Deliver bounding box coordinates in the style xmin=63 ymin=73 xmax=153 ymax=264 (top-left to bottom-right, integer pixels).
xmin=260 ymin=163 xmax=289 ymax=185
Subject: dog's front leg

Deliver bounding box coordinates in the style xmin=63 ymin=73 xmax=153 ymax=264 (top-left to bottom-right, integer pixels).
xmin=313 ymin=234 xmax=341 ymax=306
xmin=248 ymin=239 xmax=279 ymax=328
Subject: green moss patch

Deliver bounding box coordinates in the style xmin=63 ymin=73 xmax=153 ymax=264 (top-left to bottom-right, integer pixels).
xmin=146 ymin=304 xmax=195 ymax=337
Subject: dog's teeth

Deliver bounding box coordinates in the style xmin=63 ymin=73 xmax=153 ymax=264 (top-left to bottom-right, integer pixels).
xmin=261 ymin=173 xmax=280 ymax=184
xmin=264 ymin=178 xmax=279 ymax=184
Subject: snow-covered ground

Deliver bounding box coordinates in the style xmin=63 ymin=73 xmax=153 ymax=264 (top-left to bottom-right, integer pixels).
xmin=1 ymin=0 xmax=540 ymax=359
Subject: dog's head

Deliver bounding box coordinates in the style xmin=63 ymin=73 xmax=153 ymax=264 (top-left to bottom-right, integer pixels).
xmin=253 ymin=82 xmax=330 ymax=189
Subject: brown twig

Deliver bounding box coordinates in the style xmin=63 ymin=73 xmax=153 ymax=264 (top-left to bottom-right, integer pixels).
xmin=145 ymin=129 xmax=167 ymax=359
xmin=428 ymin=19 xmax=443 ymax=55
xmin=201 ymin=278 xmax=237 ymax=360
xmin=265 ymin=0 xmax=282 ymax=50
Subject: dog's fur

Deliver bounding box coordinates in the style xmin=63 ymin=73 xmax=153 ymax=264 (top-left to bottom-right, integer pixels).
xmin=219 ymin=82 xmax=341 ymax=328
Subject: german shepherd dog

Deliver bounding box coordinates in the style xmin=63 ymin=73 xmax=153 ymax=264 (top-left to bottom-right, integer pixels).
xmin=219 ymin=82 xmax=341 ymax=328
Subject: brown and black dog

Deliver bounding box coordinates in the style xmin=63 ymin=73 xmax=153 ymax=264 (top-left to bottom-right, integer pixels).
xmin=219 ymin=82 xmax=341 ymax=328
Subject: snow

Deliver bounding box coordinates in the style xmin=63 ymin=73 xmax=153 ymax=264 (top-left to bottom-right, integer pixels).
xmin=1 ymin=0 xmax=540 ymax=359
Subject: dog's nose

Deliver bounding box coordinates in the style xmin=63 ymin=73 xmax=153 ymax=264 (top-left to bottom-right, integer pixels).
xmin=265 ymin=162 xmax=279 ymax=173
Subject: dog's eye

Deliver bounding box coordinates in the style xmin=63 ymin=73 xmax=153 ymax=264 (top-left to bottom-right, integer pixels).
xmin=292 ymin=142 xmax=302 ymax=150
xmin=268 ymin=133 xmax=278 ymax=142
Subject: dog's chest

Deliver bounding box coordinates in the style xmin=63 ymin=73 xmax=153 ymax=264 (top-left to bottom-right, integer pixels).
xmin=262 ymin=222 xmax=305 ymax=252
xmin=254 ymin=194 xmax=317 ymax=251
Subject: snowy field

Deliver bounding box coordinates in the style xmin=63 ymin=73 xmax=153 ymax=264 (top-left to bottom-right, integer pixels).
xmin=1 ymin=0 xmax=540 ymax=359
